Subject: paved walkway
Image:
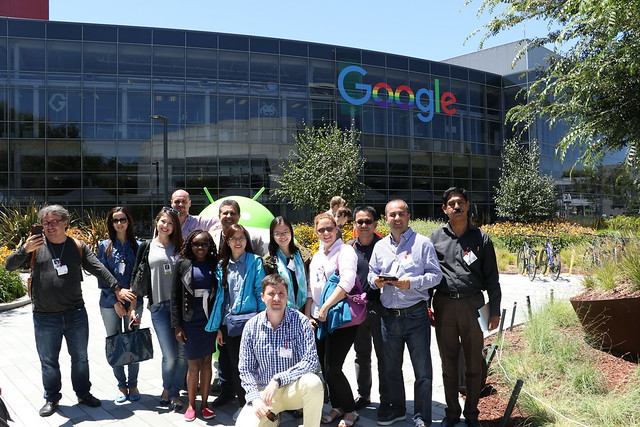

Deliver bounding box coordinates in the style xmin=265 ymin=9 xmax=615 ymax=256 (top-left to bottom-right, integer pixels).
xmin=0 ymin=272 xmax=584 ymax=426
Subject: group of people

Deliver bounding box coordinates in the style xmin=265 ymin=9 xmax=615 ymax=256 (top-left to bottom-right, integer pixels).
xmin=5 ymin=186 xmax=502 ymax=427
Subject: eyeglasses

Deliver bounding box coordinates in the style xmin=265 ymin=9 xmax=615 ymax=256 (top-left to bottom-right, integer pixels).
xmin=356 ymin=219 xmax=374 ymax=225
xmin=273 ymin=231 xmax=291 ymax=238
xmin=162 ymin=206 xmax=180 ymax=215
xmin=229 ymin=236 xmax=247 ymax=243
xmin=191 ymin=242 xmax=210 ymax=248
xmin=316 ymin=226 xmax=335 ymax=234
xmin=43 ymin=219 xmax=63 ymax=227
xmin=112 ymin=218 xmax=128 ymax=224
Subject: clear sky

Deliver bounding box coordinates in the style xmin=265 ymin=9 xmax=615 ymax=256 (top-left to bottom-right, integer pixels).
xmin=49 ymin=0 xmax=551 ymax=62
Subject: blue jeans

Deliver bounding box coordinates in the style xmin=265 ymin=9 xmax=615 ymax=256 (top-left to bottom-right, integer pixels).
xmin=149 ymin=300 xmax=187 ymax=399
xmin=381 ymin=305 xmax=433 ymax=425
xmin=32 ymin=304 xmax=92 ymax=403
xmin=100 ymin=302 xmax=143 ymax=390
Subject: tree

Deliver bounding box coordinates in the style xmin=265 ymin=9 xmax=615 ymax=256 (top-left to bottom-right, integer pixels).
xmin=272 ymin=122 xmax=366 ymax=213
xmin=468 ymin=0 xmax=640 ymax=167
xmin=495 ymin=139 xmax=557 ymax=222
xmin=568 ymin=164 xmax=640 ymax=215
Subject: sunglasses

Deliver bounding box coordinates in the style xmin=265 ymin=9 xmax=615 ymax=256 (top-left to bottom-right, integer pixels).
xmin=356 ymin=219 xmax=374 ymax=225
xmin=112 ymin=218 xmax=128 ymax=224
xmin=229 ymin=236 xmax=247 ymax=243
xmin=191 ymin=242 xmax=210 ymax=248
xmin=317 ymin=226 xmax=335 ymax=234
xmin=162 ymin=206 xmax=180 ymax=215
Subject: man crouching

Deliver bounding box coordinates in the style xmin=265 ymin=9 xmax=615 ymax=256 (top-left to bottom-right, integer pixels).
xmin=235 ymin=274 xmax=323 ymax=426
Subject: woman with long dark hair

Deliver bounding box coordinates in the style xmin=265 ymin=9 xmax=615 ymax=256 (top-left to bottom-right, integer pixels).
xmin=205 ymin=223 xmax=265 ymax=415
xmin=97 ymin=206 xmax=142 ymax=403
xmin=263 ymin=216 xmax=312 ymax=311
xmin=133 ymin=207 xmax=185 ymax=410
xmin=171 ymin=229 xmax=221 ymax=421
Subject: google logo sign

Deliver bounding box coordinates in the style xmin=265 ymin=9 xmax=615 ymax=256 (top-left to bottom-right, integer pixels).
xmin=338 ymin=65 xmax=457 ymax=123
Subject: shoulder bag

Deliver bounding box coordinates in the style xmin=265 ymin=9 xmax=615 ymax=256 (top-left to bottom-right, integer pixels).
xmin=131 ymin=240 xmax=151 ymax=298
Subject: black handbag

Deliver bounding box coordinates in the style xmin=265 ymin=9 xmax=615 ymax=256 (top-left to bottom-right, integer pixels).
xmin=105 ymin=328 xmax=154 ymax=367
xmin=131 ymin=241 xmax=151 ymax=298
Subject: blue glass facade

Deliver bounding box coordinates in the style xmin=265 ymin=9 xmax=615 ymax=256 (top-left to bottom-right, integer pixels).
xmin=0 ymin=17 xmax=508 ymax=221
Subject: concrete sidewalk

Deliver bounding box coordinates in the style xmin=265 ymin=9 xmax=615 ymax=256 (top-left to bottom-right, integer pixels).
xmin=0 ymin=272 xmax=584 ymax=426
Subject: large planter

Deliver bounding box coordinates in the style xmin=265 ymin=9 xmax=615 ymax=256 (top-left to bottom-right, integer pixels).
xmin=570 ymin=295 xmax=640 ymax=359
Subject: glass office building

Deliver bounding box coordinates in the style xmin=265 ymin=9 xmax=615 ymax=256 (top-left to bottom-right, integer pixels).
xmin=0 ymin=17 xmax=513 ymax=222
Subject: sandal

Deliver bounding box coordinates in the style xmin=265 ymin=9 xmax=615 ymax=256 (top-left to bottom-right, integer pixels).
xmin=338 ymin=412 xmax=359 ymax=427
xmin=321 ymin=408 xmax=345 ymax=424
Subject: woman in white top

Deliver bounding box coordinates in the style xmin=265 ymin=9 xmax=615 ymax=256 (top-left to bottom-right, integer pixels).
xmin=306 ymin=213 xmax=359 ymax=427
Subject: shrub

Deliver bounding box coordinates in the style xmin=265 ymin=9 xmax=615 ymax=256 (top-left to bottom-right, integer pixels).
xmin=482 ymin=220 xmax=594 ymax=251
xmin=0 ymin=202 xmax=41 ymax=248
xmin=0 ymin=268 xmax=26 ymax=303
xmin=606 ymin=215 xmax=640 ymax=233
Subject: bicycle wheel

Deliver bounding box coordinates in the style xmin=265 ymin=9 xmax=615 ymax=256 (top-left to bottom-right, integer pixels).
xmin=516 ymin=248 xmax=527 ymax=275
xmin=527 ymin=252 xmax=537 ymax=281
xmin=538 ymin=249 xmax=549 ymax=276
xmin=550 ymin=252 xmax=561 ymax=281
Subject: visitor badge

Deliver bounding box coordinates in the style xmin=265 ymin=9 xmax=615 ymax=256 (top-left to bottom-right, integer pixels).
xmin=56 ymin=265 xmax=68 ymax=276
xmin=400 ymin=252 xmax=415 ymax=269
xmin=118 ymin=260 xmax=126 ymax=275
xmin=463 ymin=250 xmax=478 ymax=265
xmin=287 ymin=258 xmax=295 ymax=271
xmin=279 ymin=346 xmax=292 ymax=358
xmin=163 ymin=263 xmax=172 ymax=275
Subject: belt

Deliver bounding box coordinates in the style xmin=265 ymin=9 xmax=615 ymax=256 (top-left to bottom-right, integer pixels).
xmin=439 ymin=291 xmax=480 ymax=299
xmin=385 ymin=300 xmax=427 ymax=316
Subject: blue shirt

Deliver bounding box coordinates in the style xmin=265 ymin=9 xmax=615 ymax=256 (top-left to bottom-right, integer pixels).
xmin=368 ymin=227 xmax=442 ymax=309
xmin=97 ymin=239 xmax=140 ymax=308
xmin=239 ymin=307 xmax=319 ymax=404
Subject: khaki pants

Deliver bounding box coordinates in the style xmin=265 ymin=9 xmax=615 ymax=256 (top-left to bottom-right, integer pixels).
xmin=235 ymin=373 xmax=324 ymax=427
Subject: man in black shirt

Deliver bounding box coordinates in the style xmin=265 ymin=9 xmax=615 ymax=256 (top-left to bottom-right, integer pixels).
xmin=430 ymin=188 xmax=501 ymax=427
xmin=347 ymin=206 xmax=389 ymax=414
xmin=5 ymin=205 xmax=133 ymax=418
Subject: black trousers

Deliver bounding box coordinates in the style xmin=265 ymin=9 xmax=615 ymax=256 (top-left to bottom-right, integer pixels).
xmin=433 ymin=292 xmax=485 ymax=421
xmin=353 ymin=306 xmax=389 ymax=405
xmin=316 ymin=324 xmax=358 ymax=413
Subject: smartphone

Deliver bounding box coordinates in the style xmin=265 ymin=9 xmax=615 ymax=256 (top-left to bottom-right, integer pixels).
xmin=30 ymin=224 xmax=43 ymax=236
xmin=378 ymin=275 xmax=398 ymax=281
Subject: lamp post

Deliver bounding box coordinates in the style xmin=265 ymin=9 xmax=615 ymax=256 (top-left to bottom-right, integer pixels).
xmin=150 ymin=115 xmax=169 ymax=204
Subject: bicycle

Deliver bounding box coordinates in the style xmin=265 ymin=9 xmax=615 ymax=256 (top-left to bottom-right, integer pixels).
xmin=538 ymin=236 xmax=561 ymax=281
xmin=516 ymin=235 xmax=535 ymax=276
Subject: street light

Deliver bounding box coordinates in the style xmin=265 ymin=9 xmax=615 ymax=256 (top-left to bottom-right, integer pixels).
xmin=150 ymin=115 xmax=169 ymax=204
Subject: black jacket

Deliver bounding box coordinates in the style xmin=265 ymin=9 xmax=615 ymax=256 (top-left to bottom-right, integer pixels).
xmin=170 ymin=258 xmax=218 ymax=327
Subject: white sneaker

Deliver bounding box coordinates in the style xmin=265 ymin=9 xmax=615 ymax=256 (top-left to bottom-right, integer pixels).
xmin=232 ymin=407 xmax=242 ymax=421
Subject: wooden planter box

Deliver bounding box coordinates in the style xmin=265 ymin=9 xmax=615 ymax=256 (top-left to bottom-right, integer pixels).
xmin=570 ymin=296 xmax=640 ymax=359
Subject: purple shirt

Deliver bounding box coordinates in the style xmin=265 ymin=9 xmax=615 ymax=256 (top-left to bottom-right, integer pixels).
xmin=181 ymin=214 xmax=220 ymax=237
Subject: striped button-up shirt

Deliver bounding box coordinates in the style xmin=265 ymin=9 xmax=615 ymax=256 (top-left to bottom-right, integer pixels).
xmin=238 ymin=307 xmax=319 ymax=403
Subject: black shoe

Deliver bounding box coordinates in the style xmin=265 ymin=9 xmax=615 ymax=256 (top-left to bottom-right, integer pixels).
xmin=377 ymin=410 xmax=406 ymax=426
xmin=78 ymin=394 xmax=101 ymax=408
xmin=377 ymin=402 xmax=392 ymax=418
xmin=211 ymin=392 xmax=235 ymax=407
xmin=442 ymin=417 xmax=461 ymax=427
xmin=354 ymin=395 xmax=371 ymax=410
xmin=170 ymin=400 xmax=183 ymax=411
xmin=39 ymin=401 xmax=58 ymax=417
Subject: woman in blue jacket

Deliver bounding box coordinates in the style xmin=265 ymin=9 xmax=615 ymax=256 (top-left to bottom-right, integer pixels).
xmin=97 ymin=206 xmax=142 ymax=403
xmin=207 ymin=223 xmax=265 ymax=409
